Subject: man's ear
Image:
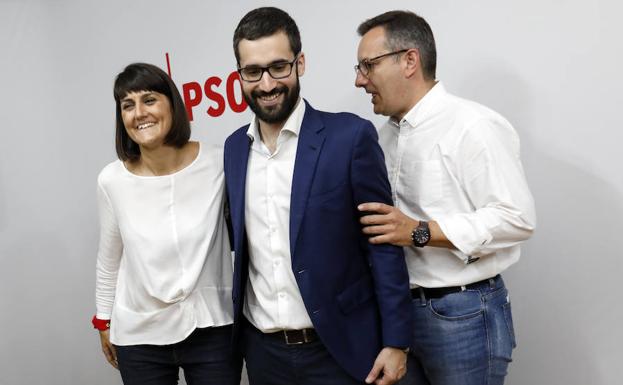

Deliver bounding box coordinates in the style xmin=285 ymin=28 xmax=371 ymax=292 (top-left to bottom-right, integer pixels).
xmin=296 ymin=52 xmax=306 ymax=77
xmin=403 ymin=48 xmax=420 ymax=78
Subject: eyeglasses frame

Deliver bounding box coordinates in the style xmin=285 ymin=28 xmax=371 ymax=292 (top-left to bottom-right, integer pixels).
xmin=237 ymin=55 xmax=300 ymax=82
xmin=354 ymin=49 xmax=411 ymax=77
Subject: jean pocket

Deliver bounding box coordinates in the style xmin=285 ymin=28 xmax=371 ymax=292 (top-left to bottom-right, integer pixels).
xmin=428 ymin=290 xmax=483 ymax=321
xmin=503 ymin=301 xmax=517 ymax=349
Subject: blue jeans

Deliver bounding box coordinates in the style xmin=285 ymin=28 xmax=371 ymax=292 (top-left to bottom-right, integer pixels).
xmin=115 ymin=325 xmax=242 ymax=385
xmin=242 ymin=319 xmax=363 ymax=385
xmin=399 ymin=275 xmax=516 ymax=385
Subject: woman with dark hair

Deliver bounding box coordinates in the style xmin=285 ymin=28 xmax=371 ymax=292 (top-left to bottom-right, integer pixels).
xmin=92 ymin=63 xmax=241 ymax=385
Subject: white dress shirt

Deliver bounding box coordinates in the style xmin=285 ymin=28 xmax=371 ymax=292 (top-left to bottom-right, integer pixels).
xmin=379 ymin=82 xmax=536 ymax=288
xmin=95 ymin=143 xmax=233 ymax=345
xmin=243 ymin=100 xmax=314 ymax=332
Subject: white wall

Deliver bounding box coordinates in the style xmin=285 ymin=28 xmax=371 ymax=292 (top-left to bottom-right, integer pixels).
xmin=1 ymin=1 xmax=621 ymax=384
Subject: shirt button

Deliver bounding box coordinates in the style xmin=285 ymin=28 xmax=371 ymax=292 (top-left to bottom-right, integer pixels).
xmin=279 ymin=292 xmax=285 ymax=298
xmin=274 ymin=259 xmax=280 ymax=266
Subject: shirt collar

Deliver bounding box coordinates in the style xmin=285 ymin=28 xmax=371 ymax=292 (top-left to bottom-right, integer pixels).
xmin=390 ymin=81 xmax=447 ymax=130
xmin=246 ymin=98 xmax=306 ymax=142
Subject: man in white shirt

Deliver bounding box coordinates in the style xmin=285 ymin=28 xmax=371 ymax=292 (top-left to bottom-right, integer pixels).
xmin=224 ymin=7 xmax=412 ymax=385
xmin=354 ymin=11 xmax=536 ymax=385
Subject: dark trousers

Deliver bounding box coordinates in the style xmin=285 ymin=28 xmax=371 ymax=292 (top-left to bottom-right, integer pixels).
xmin=242 ymin=319 xmax=362 ymax=385
xmin=115 ymin=325 xmax=242 ymax=385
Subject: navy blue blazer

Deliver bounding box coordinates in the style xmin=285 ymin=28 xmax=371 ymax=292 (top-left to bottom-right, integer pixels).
xmin=224 ymin=100 xmax=412 ymax=381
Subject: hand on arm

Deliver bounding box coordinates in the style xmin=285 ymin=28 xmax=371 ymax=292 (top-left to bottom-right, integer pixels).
xmin=358 ymin=202 xmax=455 ymax=249
xmin=365 ymin=347 xmax=407 ymax=385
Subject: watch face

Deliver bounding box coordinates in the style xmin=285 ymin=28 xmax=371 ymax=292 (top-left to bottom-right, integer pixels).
xmin=413 ymin=229 xmax=430 ymax=244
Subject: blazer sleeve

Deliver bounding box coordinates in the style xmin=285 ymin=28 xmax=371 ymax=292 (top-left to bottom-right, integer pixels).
xmin=349 ymin=120 xmax=412 ymax=349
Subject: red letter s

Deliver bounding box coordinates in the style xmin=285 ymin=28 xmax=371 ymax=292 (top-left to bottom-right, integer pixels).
xmin=204 ymin=76 xmax=225 ymax=117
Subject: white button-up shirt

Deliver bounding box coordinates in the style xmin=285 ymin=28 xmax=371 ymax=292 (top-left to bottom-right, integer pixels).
xmin=379 ymin=82 xmax=536 ymax=288
xmin=95 ymin=143 xmax=233 ymax=345
xmin=243 ymin=100 xmax=313 ymax=332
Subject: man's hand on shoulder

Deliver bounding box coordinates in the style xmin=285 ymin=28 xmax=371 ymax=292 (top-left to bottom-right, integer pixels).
xmin=365 ymin=346 xmax=408 ymax=385
xmin=358 ymin=202 xmax=455 ymax=249
xmin=358 ymin=202 xmax=417 ymax=246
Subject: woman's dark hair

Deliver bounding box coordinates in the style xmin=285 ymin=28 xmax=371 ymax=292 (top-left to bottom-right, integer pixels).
xmin=113 ymin=63 xmax=190 ymax=161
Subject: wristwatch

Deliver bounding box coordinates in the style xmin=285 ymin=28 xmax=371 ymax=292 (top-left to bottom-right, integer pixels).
xmin=411 ymin=221 xmax=430 ymax=248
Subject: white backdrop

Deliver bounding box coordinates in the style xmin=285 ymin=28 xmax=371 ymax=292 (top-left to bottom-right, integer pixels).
xmin=1 ymin=0 xmax=622 ymax=384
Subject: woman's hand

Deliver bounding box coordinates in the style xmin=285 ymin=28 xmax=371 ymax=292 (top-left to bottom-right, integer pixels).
xmin=98 ymin=329 xmax=118 ymax=369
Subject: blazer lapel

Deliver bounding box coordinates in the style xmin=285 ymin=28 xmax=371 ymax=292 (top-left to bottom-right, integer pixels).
xmin=290 ymin=102 xmax=326 ymax=258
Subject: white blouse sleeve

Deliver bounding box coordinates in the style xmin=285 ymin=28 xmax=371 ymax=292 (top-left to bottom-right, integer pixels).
xmin=94 ymin=177 xmax=123 ymax=319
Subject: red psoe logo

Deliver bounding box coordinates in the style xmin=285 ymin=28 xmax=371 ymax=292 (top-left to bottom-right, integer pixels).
xmin=166 ymin=52 xmax=248 ymax=121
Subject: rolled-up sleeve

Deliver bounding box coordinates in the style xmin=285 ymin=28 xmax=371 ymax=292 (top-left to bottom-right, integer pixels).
xmin=436 ymin=118 xmax=536 ymax=261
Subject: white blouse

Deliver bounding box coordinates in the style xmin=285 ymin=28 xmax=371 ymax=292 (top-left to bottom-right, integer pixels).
xmin=95 ymin=143 xmax=233 ymax=346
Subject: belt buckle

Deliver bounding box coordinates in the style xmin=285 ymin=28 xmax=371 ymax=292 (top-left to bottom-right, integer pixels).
xmin=284 ymin=330 xmax=302 ymax=345
xmin=284 ymin=329 xmax=310 ymax=345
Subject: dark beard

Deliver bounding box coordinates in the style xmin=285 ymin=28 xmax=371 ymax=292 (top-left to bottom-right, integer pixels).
xmin=243 ymin=77 xmax=300 ymax=124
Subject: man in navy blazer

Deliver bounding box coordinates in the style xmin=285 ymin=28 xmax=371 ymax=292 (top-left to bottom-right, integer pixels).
xmin=224 ymin=7 xmax=412 ymax=385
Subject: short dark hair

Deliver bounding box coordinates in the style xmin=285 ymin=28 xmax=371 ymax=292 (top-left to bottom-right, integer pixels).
xmin=113 ymin=63 xmax=190 ymax=161
xmin=233 ymin=7 xmax=301 ymax=64
xmin=358 ymin=10 xmax=437 ymax=80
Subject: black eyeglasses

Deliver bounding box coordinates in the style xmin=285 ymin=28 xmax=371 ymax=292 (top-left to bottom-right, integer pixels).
xmin=354 ymin=49 xmax=410 ymax=77
xmin=238 ymin=56 xmax=299 ymax=82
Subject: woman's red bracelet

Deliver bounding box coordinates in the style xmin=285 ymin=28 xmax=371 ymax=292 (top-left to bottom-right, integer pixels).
xmin=92 ymin=316 xmax=110 ymax=331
